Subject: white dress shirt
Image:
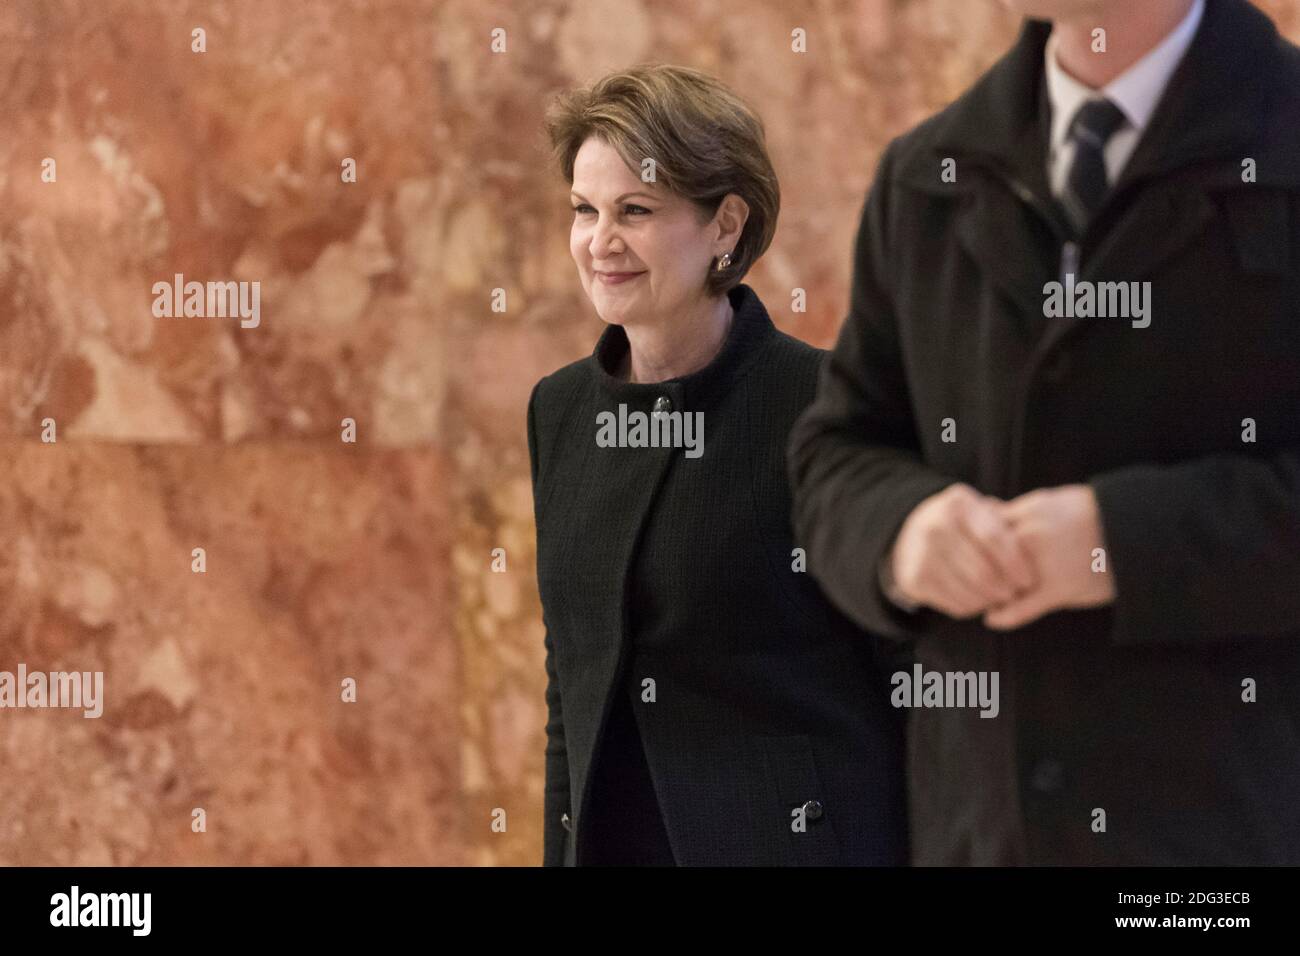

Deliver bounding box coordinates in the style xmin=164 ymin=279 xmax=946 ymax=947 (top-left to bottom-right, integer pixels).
xmin=1045 ymin=0 xmax=1204 ymax=198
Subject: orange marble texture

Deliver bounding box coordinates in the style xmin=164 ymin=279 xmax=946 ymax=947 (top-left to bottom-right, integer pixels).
xmin=0 ymin=0 xmax=1296 ymax=866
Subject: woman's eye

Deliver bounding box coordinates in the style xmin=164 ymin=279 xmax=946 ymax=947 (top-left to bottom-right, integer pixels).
xmin=571 ymin=204 xmax=650 ymax=215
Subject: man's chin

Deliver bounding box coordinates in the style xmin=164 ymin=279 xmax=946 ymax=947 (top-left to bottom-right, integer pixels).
xmin=997 ymin=0 xmax=1103 ymax=19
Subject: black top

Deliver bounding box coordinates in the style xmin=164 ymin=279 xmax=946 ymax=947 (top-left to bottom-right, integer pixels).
xmin=580 ymin=522 xmax=680 ymax=865
xmin=529 ymin=282 xmax=909 ymax=866
xmin=579 ymin=665 xmax=676 ymax=865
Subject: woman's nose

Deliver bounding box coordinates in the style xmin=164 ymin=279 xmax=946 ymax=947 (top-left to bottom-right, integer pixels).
xmin=589 ymin=217 xmax=622 ymax=259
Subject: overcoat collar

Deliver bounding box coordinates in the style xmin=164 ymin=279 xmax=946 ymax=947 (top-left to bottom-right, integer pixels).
xmin=588 ymin=282 xmax=776 ymax=411
xmin=896 ymin=0 xmax=1300 ymax=197
xmin=888 ymin=0 xmax=1300 ymax=353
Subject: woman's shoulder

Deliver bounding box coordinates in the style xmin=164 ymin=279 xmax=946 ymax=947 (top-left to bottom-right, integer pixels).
xmin=766 ymin=325 xmax=826 ymax=366
xmin=750 ymin=323 xmax=828 ymax=400
xmin=529 ymin=355 xmax=592 ymax=423
xmin=527 ymin=356 xmax=595 ymax=488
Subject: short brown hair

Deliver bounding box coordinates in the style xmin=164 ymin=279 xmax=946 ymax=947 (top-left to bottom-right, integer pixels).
xmin=544 ymin=63 xmax=779 ymax=297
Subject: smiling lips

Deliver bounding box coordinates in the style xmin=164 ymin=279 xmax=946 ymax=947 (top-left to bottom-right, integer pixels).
xmin=596 ymin=271 xmax=644 ymax=285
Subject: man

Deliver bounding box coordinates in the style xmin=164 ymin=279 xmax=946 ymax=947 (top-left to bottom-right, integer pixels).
xmin=789 ymin=0 xmax=1300 ymax=864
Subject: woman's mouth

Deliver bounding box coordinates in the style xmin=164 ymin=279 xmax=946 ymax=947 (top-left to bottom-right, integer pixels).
xmin=596 ymin=271 xmax=645 ymax=285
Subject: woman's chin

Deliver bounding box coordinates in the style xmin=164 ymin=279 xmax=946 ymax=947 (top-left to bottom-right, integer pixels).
xmin=591 ymin=291 xmax=643 ymax=326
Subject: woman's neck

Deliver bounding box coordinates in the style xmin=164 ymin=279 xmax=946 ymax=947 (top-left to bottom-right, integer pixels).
xmin=620 ymin=294 xmax=735 ymax=384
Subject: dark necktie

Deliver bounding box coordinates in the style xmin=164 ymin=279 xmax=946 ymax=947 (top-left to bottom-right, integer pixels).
xmin=1061 ymin=97 xmax=1127 ymax=234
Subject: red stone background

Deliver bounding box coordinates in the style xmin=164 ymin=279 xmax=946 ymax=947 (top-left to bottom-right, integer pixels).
xmin=0 ymin=0 xmax=1294 ymax=865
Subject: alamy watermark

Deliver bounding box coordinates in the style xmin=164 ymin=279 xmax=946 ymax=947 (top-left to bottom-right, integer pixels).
xmin=152 ymin=273 xmax=261 ymax=328
xmin=596 ymin=403 xmax=704 ymax=459
xmin=0 ymin=664 xmax=103 ymax=718
xmin=1043 ymin=273 xmax=1151 ymax=328
xmin=891 ymin=664 xmax=999 ymax=718
xmin=50 ymin=886 xmax=150 ymax=936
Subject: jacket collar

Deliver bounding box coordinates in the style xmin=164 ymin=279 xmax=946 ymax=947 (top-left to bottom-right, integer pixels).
xmin=898 ymin=0 xmax=1299 ymax=195
xmin=589 ymin=282 xmax=775 ymax=411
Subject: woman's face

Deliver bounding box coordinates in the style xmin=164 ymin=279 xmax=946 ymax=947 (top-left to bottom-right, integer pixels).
xmin=569 ymin=136 xmax=722 ymax=328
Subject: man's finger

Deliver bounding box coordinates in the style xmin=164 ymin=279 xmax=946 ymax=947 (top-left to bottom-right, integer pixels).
xmin=945 ymin=534 xmax=1016 ymax=606
xmin=962 ymin=497 xmax=1039 ymax=594
xmin=912 ymin=552 xmax=991 ymax=617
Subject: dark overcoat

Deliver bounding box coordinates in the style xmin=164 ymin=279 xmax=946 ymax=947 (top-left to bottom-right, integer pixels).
xmin=789 ymin=0 xmax=1300 ymax=864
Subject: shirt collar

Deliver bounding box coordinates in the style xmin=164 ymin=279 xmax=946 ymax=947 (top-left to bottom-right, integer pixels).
xmin=1045 ymin=0 xmax=1204 ymax=148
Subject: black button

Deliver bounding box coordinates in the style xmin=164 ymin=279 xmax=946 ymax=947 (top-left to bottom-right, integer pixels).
xmin=1029 ymin=758 xmax=1065 ymax=793
xmin=801 ymin=799 xmax=824 ymax=821
xmin=561 ymin=812 xmax=572 ymax=832
xmin=652 ymin=395 xmax=672 ymax=416
xmin=1041 ymin=352 xmax=1071 ymax=383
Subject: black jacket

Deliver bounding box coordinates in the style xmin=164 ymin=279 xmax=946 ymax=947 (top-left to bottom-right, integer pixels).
xmin=789 ymin=0 xmax=1300 ymax=865
xmin=528 ymin=283 xmax=909 ymax=866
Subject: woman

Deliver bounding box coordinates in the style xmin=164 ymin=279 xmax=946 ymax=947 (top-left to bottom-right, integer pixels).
xmin=529 ymin=64 xmax=908 ymax=866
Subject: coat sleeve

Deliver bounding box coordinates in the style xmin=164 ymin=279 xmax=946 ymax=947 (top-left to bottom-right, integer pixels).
xmin=1089 ymin=451 xmax=1300 ymax=644
xmin=787 ymin=139 xmax=957 ymax=641
xmin=528 ymin=379 xmax=571 ymax=866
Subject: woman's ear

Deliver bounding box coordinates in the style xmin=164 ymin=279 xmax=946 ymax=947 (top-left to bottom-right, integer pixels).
xmin=714 ymin=193 xmax=750 ymax=248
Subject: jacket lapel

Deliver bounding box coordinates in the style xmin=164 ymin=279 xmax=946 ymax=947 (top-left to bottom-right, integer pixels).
xmin=899 ymin=18 xmax=1063 ymax=343
xmin=954 ymin=180 xmax=1058 ymax=341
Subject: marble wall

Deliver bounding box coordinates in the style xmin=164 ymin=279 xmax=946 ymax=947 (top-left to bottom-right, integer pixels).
xmin=0 ymin=0 xmax=1295 ymax=866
